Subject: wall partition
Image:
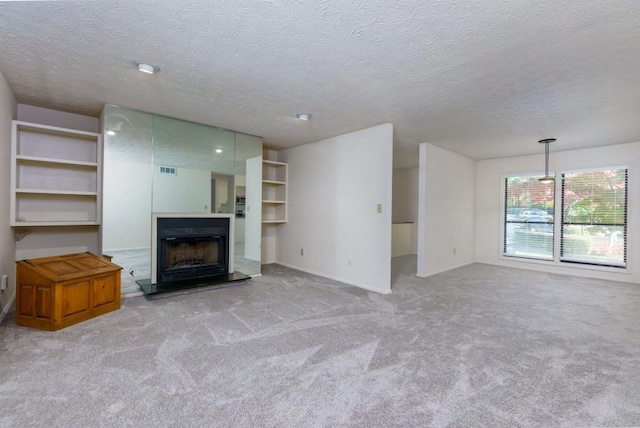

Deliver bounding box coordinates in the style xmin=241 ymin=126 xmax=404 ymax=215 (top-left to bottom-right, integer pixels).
xmin=101 ymin=105 xmax=262 ymax=293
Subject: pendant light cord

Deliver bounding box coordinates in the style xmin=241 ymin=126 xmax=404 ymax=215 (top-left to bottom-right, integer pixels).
xmin=544 ymin=141 xmax=550 ymax=177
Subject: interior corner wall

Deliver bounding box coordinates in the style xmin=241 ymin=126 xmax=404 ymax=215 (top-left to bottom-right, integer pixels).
xmin=475 ymin=141 xmax=640 ymax=283
xmin=276 ymin=124 xmax=394 ymax=294
xmin=417 ymin=143 xmax=476 ymax=277
xmin=0 ymin=70 xmax=17 ymax=321
xmin=261 ymin=225 xmax=278 ymax=264
xmin=392 ymin=167 xmax=419 ymax=254
xmin=392 ymin=168 xmax=419 ymax=223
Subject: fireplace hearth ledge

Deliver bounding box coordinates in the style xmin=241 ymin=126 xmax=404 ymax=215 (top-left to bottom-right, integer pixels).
xmin=136 ymin=271 xmax=251 ymax=298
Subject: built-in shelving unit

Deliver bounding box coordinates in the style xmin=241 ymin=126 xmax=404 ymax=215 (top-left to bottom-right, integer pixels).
xmin=262 ymin=159 xmax=287 ymax=223
xmin=10 ymin=120 xmax=102 ymax=227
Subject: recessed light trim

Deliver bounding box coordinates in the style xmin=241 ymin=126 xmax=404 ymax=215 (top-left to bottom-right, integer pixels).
xmin=296 ymin=112 xmax=311 ymax=121
xmin=105 ymin=130 xmax=116 ymax=136
xmin=215 ymin=148 xmax=223 ymax=153
xmin=134 ymin=61 xmax=159 ymax=74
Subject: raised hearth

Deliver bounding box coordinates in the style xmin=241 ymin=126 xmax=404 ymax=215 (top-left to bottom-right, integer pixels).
xmin=136 ymin=271 xmax=250 ymax=298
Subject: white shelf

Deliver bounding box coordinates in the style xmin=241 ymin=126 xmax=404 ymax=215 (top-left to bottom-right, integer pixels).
xmin=13 ymin=120 xmax=101 ymax=138
xmin=262 ymin=179 xmax=286 ymax=185
xmin=16 ymin=189 xmax=99 ymax=196
xmin=16 ymin=155 xmax=99 ymax=168
xmin=10 ymin=120 xmax=102 ymax=227
xmin=263 ymin=159 xmax=287 ymax=166
xmin=12 ymin=221 xmax=101 ymax=227
xmin=262 ymin=159 xmax=287 ymax=224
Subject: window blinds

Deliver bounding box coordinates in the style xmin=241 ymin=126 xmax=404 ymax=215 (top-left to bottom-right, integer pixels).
xmin=560 ymin=168 xmax=627 ymax=267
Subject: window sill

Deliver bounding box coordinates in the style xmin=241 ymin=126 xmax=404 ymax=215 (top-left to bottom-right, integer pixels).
xmin=500 ymin=254 xmax=630 ymax=275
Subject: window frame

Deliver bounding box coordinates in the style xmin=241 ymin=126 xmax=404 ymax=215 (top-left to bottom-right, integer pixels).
xmin=502 ymin=173 xmax=556 ymax=262
xmin=559 ymin=166 xmax=628 ymax=268
xmin=500 ymin=165 xmax=630 ymax=272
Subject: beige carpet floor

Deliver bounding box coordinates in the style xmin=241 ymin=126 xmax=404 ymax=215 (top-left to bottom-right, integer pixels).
xmin=1 ymin=257 xmax=639 ymax=427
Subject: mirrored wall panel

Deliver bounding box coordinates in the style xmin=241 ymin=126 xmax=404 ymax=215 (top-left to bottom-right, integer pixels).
xmin=102 ymin=105 xmax=262 ymax=295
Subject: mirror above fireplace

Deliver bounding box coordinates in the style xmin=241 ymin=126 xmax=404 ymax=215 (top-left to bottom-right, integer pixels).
xmin=101 ymin=105 xmax=263 ymax=295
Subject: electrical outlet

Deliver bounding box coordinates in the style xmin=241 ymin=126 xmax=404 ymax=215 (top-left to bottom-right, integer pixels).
xmin=300 ymin=248 xmax=304 ymax=256
xmin=453 ymin=248 xmax=456 ymax=255
xmin=377 ymin=204 xmax=382 ymax=213
xmin=347 ymin=259 xmax=352 ymax=267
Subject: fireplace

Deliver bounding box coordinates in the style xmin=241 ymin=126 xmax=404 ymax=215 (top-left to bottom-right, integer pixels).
xmin=137 ymin=213 xmax=249 ymax=297
xmin=150 ymin=213 xmax=235 ymax=284
xmin=157 ymin=217 xmax=229 ymax=283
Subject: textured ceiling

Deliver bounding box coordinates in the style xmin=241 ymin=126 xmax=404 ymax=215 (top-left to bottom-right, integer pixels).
xmin=1 ymin=1 xmax=640 ymax=168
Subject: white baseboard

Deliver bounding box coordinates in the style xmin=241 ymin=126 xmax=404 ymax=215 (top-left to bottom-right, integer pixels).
xmin=121 ymin=291 xmax=144 ymax=298
xmin=0 ymin=293 xmax=16 ymax=325
xmin=275 ymin=261 xmax=391 ymax=295
xmin=416 ymin=261 xmax=474 ymax=278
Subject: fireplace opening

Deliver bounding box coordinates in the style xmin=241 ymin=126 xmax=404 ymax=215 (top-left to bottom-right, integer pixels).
xmin=164 ymin=239 xmax=218 ymax=270
xmin=157 ymin=217 xmax=229 ymax=283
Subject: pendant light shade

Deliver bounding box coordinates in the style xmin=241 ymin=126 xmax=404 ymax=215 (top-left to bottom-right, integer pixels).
xmin=538 ymin=138 xmax=556 ymax=183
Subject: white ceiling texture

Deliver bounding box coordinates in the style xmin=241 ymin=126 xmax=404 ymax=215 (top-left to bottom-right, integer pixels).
xmin=1 ymin=1 xmax=640 ymax=168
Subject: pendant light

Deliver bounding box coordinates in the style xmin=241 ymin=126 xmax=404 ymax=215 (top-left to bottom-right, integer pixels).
xmin=538 ymin=138 xmax=556 ymax=183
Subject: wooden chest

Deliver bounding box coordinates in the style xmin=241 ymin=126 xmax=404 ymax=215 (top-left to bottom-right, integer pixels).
xmin=16 ymin=252 xmax=122 ymax=331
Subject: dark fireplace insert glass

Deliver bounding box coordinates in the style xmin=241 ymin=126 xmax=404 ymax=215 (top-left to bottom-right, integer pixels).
xmin=157 ymin=217 xmax=229 ymax=283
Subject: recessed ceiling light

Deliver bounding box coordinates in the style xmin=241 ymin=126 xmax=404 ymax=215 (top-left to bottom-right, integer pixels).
xmin=296 ymin=112 xmax=312 ymax=121
xmin=215 ymin=148 xmax=223 ymax=153
xmin=105 ymin=130 xmax=116 ymax=136
xmin=134 ymin=61 xmax=159 ymax=74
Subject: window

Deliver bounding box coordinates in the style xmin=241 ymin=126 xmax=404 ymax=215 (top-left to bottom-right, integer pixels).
xmin=504 ymin=175 xmax=555 ymax=260
xmin=561 ymin=168 xmax=627 ymax=267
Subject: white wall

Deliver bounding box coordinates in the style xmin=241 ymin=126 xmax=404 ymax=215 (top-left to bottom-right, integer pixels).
xmin=0 ymin=71 xmax=17 ymax=322
xmin=392 ymin=167 xmax=419 ymax=254
xmin=153 ymin=167 xmax=211 ymax=213
xmin=261 ymin=225 xmax=278 ymax=264
xmin=417 ymin=143 xmax=476 ymax=277
xmin=15 ymin=228 xmax=102 ymax=260
xmin=102 ymin=118 xmax=223 ymax=252
xmin=102 ymin=159 xmax=152 ymax=250
xmin=392 ymin=168 xmax=419 ymax=223
xmin=476 ymin=141 xmax=640 ymax=283
xmin=244 ymin=156 xmax=262 ymax=261
xmin=15 ymin=105 xmax=101 ymax=259
xmin=277 ymin=124 xmax=394 ymax=294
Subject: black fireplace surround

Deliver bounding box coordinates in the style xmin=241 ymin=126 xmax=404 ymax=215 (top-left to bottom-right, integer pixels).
xmin=156 ymin=217 xmax=229 ymax=283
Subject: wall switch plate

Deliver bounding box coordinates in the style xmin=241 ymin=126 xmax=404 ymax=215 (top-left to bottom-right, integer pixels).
xmin=377 ymin=204 xmax=382 ymax=213
xmin=0 ymin=274 xmax=7 ymax=291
